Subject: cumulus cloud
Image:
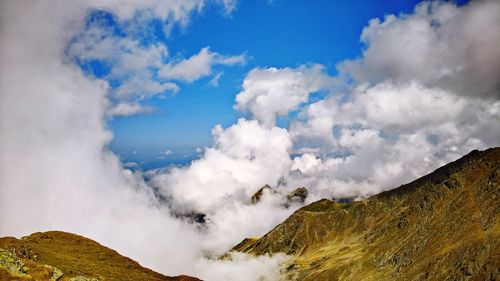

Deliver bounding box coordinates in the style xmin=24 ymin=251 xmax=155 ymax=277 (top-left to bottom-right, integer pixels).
xmin=234 ymin=64 xmax=333 ymax=127
xmin=151 ymin=118 xmax=292 ymax=212
xmin=287 ymin=0 xmax=500 ymax=197
xmin=2 ymin=1 xmax=500 ymax=281
xmin=148 ymin=118 xmax=304 ymax=254
xmin=67 ymin=8 xmax=244 ymax=116
xmin=0 ymin=0 xmax=285 ymax=280
xmin=339 ymin=0 xmax=500 ymax=99
xmin=159 ymin=47 xmax=246 ymax=82
xmin=226 ymin=0 xmax=500 ymax=201
xmin=0 ymin=0 xmax=208 ymax=275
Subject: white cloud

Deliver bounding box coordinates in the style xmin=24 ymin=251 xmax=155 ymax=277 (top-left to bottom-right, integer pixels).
xmin=0 ymin=0 xmax=208 ymax=275
xmin=284 ymin=1 xmax=500 ymax=200
xmin=209 ymin=71 xmax=224 ymax=87
xmin=87 ymin=0 xmax=205 ymax=24
xmin=66 ymin=6 xmax=244 ymax=114
xmin=107 ymin=103 xmax=153 ymax=116
xmin=149 ymin=119 xmax=300 ymax=254
xmin=339 ymin=0 xmax=500 ymax=99
xmin=159 ymin=47 xmax=246 ymax=82
xmin=289 ymin=80 xmax=500 ymax=198
xmin=2 ymin=1 xmax=500 ymax=281
xmin=152 ymin=118 xmax=292 ymax=213
xmin=214 ymin=0 xmax=238 ymax=16
xmin=164 ymin=149 xmax=172 ymax=155
xmin=234 ymin=64 xmax=332 ymax=127
xmin=194 ymin=253 xmax=287 ymax=281
xmin=123 ymin=161 xmax=139 ymax=168
xmin=0 ymin=1 xmax=285 ymax=280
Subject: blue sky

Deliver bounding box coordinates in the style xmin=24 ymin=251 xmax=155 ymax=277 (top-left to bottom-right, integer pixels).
xmin=73 ymin=0 xmax=468 ymax=168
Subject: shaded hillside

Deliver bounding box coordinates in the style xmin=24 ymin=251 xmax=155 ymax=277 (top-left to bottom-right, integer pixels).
xmin=236 ymin=148 xmax=500 ymax=280
xmin=0 ymin=231 xmax=200 ymax=281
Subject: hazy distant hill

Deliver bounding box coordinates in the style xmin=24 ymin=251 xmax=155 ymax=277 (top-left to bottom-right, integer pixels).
xmin=235 ymin=148 xmax=500 ymax=280
xmin=0 ymin=231 xmax=200 ymax=281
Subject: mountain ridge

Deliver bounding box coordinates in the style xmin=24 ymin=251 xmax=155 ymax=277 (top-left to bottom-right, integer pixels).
xmin=1 ymin=148 xmax=498 ymax=280
xmin=235 ymin=147 xmax=500 ymax=280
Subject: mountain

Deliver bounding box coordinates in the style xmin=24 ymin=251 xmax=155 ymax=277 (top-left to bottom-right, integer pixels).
xmin=0 ymin=231 xmax=200 ymax=281
xmin=234 ymin=148 xmax=500 ymax=280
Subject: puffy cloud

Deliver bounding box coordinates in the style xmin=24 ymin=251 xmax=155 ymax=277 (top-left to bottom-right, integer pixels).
xmin=2 ymin=1 xmax=500 ymax=281
xmin=289 ymin=80 xmax=500 ymax=197
xmin=159 ymin=47 xmax=246 ymax=82
xmin=66 ymin=6 xmax=244 ymax=116
xmin=0 ymin=0 xmax=208 ymax=275
xmin=149 ymin=119 xmax=300 ymax=253
xmin=339 ymin=0 xmax=500 ymax=99
xmin=284 ymin=1 xmax=500 ymax=199
xmin=151 ymin=118 xmax=292 ymax=213
xmin=234 ymin=64 xmax=332 ymax=127
xmin=0 ymin=0 xmax=285 ymax=280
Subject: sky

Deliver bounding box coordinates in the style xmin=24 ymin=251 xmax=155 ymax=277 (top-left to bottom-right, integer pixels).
xmin=103 ymin=0 xmax=468 ymax=168
xmin=1 ymin=1 xmax=499 ymax=281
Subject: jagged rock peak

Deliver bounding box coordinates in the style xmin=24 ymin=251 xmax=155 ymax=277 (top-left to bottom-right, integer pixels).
xmin=251 ymin=184 xmax=274 ymax=203
xmin=287 ymin=187 xmax=309 ymax=203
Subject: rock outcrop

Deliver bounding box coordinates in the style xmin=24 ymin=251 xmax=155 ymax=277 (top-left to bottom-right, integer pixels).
xmin=251 ymin=184 xmax=275 ymax=204
xmin=286 ymin=187 xmax=309 ymax=203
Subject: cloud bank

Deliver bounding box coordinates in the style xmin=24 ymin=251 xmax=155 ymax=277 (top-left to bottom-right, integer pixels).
xmin=1 ymin=1 xmax=499 ymax=281
xmin=0 ymin=0 xmax=283 ymax=280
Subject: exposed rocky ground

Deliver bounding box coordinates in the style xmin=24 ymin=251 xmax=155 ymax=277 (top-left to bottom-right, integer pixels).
xmin=235 ymin=148 xmax=500 ymax=280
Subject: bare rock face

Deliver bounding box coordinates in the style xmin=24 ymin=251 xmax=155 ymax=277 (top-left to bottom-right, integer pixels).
xmin=236 ymin=148 xmax=500 ymax=281
xmin=251 ymin=184 xmax=274 ymax=204
xmin=0 ymin=231 xmax=201 ymax=281
xmin=287 ymin=187 xmax=309 ymax=203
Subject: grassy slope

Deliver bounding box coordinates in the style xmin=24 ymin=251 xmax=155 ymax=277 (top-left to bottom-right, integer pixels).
xmin=236 ymin=148 xmax=500 ymax=280
xmin=0 ymin=231 xmax=200 ymax=281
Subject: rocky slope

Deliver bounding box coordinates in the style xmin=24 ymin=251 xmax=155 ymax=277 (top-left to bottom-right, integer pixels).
xmin=235 ymin=148 xmax=500 ymax=280
xmin=0 ymin=231 xmax=200 ymax=281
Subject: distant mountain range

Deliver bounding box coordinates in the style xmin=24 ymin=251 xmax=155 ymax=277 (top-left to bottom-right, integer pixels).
xmin=1 ymin=148 xmax=498 ymax=280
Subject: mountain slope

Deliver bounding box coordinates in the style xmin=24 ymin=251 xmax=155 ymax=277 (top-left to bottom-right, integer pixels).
xmin=0 ymin=231 xmax=200 ymax=281
xmin=236 ymin=148 xmax=500 ymax=280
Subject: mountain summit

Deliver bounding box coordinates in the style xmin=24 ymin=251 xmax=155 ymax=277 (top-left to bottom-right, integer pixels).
xmin=235 ymin=148 xmax=500 ymax=280
xmin=0 ymin=231 xmax=200 ymax=281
